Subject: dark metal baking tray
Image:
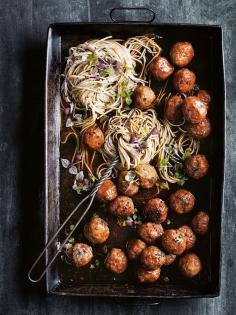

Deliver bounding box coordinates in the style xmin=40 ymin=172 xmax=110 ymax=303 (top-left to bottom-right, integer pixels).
xmin=45 ymin=22 xmax=225 ymax=298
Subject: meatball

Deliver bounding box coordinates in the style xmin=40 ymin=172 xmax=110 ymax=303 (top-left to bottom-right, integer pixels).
xmin=127 ymin=239 xmax=146 ymax=260
xmin=84 ymin=217 xmax=110 ymax=244
xmin=179 ymin=253 xmax=202 ymax=278
xmin=137 ymin=267 xmax=161 ymax=283
xmin=164 ymin=253 xmax=177 ymax=266
xmin=143 ymin=198 xmax=168 ymax=223
xmin=72 ymin=243 xmax=93 ymax=268
xmin=182 ymin=96 xmax=208 ymax=123
xmin=164 ymin=95 xmax=183 ymax=122
xmin=178 ymin=225 xmax=196 ymax=250
xmin=134 ymin=85 xmax=156 ymax=110
xmin=169 ymin=189 xmax=195 ymax=214
xmin=173 ymin=68 xmax=196 ymax=93
xmin=118 ymin=170 xmax=139 ymax=197
xmin=170 ymin=42 xmax=194 ymax=67
xmin=141 ymin=246 xmax=166 ymax=270
xmin=161 ymin=229 xmax=187 ymax=255
xmin=184 ymin=154 xmax=209 ymax=179
xmin=135 ymin=164 xmax=158 ymax=189
xmin=192 ymin=211 xmax=209 ymax=235
xmin=83 ymin=125 xmax=104 ymax=150
xmin=138 ymin=222 xmax=164 ymax=244
xmin=105 ymin=248 xmax=128 ymax=274
xmin=197 ymin=90 xmax=211 ymax=109
xmin=149 ymin=56 xmax=174 ymax=81
xmin=109 ymin=196 xmax=135 ymax=217
xmin=186 ymin=118 xmax=211 ymax=139
xmin=96 ymin=179 xmax=118 ymax=202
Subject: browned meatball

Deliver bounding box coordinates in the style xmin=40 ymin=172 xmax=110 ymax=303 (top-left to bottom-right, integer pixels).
xmin=197 ymin=90 xmax=211 ymax=109
xmin=186 ymin=118 xmax=211 ymax=139
xmin=84 ymin=217 xmax=110 ymax=244
xmin=141 ymin=246 xmax=166 ymax=270
xmin=179 ymin=253 xmax=202 ymax=278
xmin=134 ymin=85 xmax=156 ymax=110
xmin=118 ymin=170 xmax=139 ymax=197
xmin=182 ymin=96 xmax=208 ymax=123
xmin=143 ymin=198 xmax=168 ymax=223
xmin=135 ymin=164 xmax=158 ymax=189
xmin=96 ymin=179 xmax=118 ymax=202
xmin=178 ymin=225 xmax=196 ymax=250
xmin=161 ymin=229 xmax=187 ymax=255
xmin=83 ymin=125 xmax=104 ymax=150
xmin=169 ymin=189 xmax=195 ymax=214
xmin=138 ymin=222 xmax=164 ymax=244
xmin=105 ymin=248 xmax=128 ymax=274
xmin=137 ymin=267 xmax=161 ymax=283
xmin=192 ymin=211 xmax=209 ymax=235
xmin=164 ymin=253 xmax=177 ymax=266
xmin=184 ymin=154 xmax=209 ymax=179
xmin=173 ymin=68 xmax=196 ymax=93
xmin=109 ymin=196 xmax=135 ymax=217
xmin=164 ymin=95 xmax=183 ymax=121
xmin=149 ymin=56 xmax=174 ymax=81
xmin=72 ymin=243 xmax=93 ymax=268
xmin=170 ymin=42 xmax=194 ymax=67
xmin=127 ymin=239 xmax=146 ymax=260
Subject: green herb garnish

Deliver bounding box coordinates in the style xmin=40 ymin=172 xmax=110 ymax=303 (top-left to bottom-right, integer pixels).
xmin=182 ymin=149 xmax=192 ymax=160
xmin=87 ymin=52 xmax=98 ymax=67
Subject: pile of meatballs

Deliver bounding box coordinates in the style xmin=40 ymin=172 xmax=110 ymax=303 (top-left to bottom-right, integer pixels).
xmin=69 ymin=41 xmax=212 ymax=284
xmin=71 ymin=170 xmax=209 ymax=283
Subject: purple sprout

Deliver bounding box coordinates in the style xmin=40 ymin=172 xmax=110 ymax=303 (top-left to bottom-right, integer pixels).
xmin=113 ymin=60 xmax=121 ymax=69
xmin=97 ymin=63 xmax=106 ymax=70
xmin=129 ymin=135 xmax=138 ymax=144
xmin=76 ymin=154 xmax=82 ymax=162
xmin=64 ymin=107 xmax=70 ymax=115
xmin=151 ymin=128 xmax=159 ymax=136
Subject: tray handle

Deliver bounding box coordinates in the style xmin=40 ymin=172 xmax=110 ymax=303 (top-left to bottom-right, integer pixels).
xmin=110 ymin=7 xmax=155 ymax=23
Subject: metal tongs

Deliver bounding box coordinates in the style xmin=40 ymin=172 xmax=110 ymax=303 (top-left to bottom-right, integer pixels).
xmin=28 ymin=156 xmax=119 ymax=282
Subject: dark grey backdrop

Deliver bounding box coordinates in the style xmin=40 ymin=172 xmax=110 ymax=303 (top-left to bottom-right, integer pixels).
xmin=0 ymin=1 xmax=235 ymax=314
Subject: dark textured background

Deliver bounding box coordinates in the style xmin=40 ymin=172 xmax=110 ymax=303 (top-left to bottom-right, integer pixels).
xmin=0 ymin=0 xmax=235 ymax=314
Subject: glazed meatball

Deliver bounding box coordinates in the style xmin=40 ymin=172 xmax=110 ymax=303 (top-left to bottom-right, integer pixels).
xmin=197 ymin=90 xmax=211 ymax=109
xmin=170 ymin=42 xmax=194 ymax=67
xmin=83 ymin=125 xmax=104 ymax=150
xmin=134 ymin=85 xmax=156 ymax=110
xmin=184 ymin=154 xmax=209 ymax=179
xmin=135 ymin=164 xmax=158 ymax=189
xmin=138 ymin=222 xmax=164 ymax=244
xmin=178 ymin=225 xmax=196 ymax=250
xmin=84 ymin=217 xmax=110 ymax=244
xmin=105 ymin=248 xmax=128 ymax=274
xmin=72 ymin=243 xmax=93 ymax=268
xmin=186 ymin=118 xmax=211 ymax=139
xmin=141 ymin=246 xmax=166 ymax=270
xmin=164 ymin=95 xmax=183 ymax=122
xmin=143 ymin=198 xmax=168 ymax=223
xmin=127 ymin=239 xmax=146 ymax=260
xmin=161 ymin=229 xmax=187 ymax=255
xmin=137 ymin=267 xmax=161 ymax=283
xmin=164 ymin=253 xmax=177 ymax=266
xmin=173 ymin=68 xmax=196 ymax=93
xmin=118 ymin=170 xmax=139 ymax=197
xmin=149 ymin=56 xmax=174 ymax=81
xmin=179 ymin=253 xmax=202 ymax=278
xmin=192 ymin=211 xmax=209 ymax=235
xmin=96 ymin=179 xmax=118 ymax=202
xmin=109 ymin=196 xmax=135 ymax=217
xmin=182 ymin=96 xmax=208 ymax=123
xmin=169 ymin=189 xmax=195 ymax=214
